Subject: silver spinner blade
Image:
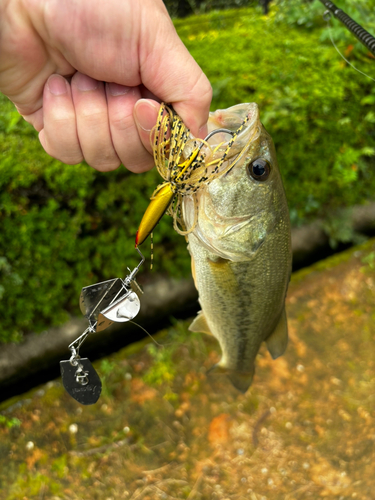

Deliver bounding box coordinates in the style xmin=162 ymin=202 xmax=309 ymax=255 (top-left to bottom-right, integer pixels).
xmin=80 ymin=278 xmax=127 ymax=330
xmin=79 ymin=248 xmax=145 ymax=332
xmin=99 ymin=290 xmax=141 ymax=324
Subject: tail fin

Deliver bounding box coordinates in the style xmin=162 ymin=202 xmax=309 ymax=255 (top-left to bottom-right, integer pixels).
xmin=208 ymin=364 xmax=254 ymax=393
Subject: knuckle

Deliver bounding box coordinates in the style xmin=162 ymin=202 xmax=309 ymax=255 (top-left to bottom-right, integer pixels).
xmin=61 ymin=154 xmax=85 ymax=165
xmin=49 ymin=107 xmax=76 ymax=124
xmin=198 ymin=74 xmax=213 ymax=98
xmin=87 ymin=154 xmax=121 ymax=172
xmin=124 ymin=156 xmax=154 ymax=174
xmin=109 ymin=111 xmax=134 ymax=132
xmin=43 ymin=134 xmax=83 ymax=164
xmin=191 ymin=73 xmax=212 ymax=106
xmin=79 ymin=109 xmax=108 ymax=126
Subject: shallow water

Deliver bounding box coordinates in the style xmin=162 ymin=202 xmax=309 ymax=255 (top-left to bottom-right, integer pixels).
xmin=1 ymin=240 xmax=375 ymax=500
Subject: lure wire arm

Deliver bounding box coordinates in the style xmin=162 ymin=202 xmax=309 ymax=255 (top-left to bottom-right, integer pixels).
xmin=124 ymin=247 xmax=145 ymax=285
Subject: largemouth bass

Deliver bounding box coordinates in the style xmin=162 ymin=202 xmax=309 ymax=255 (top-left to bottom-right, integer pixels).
xmin=183 ymin=103 xmax=292 ymax=393
xmin=135 ymin=102 xmax=291 ymax=393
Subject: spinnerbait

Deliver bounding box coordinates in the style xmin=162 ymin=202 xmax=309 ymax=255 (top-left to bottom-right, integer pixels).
xmin=60 ymin=248 xmax=144 ymax=405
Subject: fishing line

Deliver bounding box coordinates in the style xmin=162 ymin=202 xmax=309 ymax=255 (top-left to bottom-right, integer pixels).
xmin=128 ymin=320 xmax=201 ymax=352
xmin=128 ymin=320 xmax=164 ymax=348
xmin=324 ymin=11 xmax=375 ymax=83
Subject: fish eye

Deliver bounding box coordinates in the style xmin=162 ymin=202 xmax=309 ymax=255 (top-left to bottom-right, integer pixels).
xmin=247 ymin=158 xmax=271 ymax=182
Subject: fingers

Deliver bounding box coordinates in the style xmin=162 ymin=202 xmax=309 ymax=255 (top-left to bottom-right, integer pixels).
xmin=40 ymin=72 xmax=157 ymax=173
xmin=133 ymin=99 xmax=160 ymax=155
xmin=22 ymin=107 xmax=44 ymax=132
xmin=139 ymin=3 xmax=212 ymax=138
xmin=41 ymin=72 xmax=123 ymax=170
xmin=70 ymin=72 xmax=120 ymax=171
xmin=39 ymin=74 xmax=83 ymax=165
xmin=172 ymin=71 xmax=212 ymax=139
xmin=106 ymin=84 xmax=155 ymax=173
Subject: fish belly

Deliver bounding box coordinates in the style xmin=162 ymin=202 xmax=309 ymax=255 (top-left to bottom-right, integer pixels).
xmin=188 ymin=226 xmax=291 ymax=391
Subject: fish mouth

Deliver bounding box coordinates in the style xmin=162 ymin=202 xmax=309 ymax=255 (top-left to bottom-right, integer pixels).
xmin=208 ymin=102 xmax=260 ymax=138
xmin=182 ymin=103 xmax=267 ymax=261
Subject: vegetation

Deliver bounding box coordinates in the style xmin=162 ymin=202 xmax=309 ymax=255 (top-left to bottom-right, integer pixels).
xmin=163 ymin=0 xmax=259 ymax=18
xmin=1 ymin=2 xmax=375 ymax=343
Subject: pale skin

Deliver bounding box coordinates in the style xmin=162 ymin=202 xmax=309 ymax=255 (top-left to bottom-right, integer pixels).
xmin=0 ymin=0 xmax=212 ymax=172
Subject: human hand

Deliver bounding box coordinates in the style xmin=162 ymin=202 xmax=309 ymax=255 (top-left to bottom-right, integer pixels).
xmin=0 ymin=0 xmax=212 ymax=172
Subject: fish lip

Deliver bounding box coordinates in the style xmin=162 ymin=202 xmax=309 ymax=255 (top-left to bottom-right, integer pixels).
xmin=182 ymin=103 xmax=261 ymax=170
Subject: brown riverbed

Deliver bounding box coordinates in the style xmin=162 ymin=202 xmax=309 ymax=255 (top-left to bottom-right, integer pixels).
xmin=1 ymin=239 xmax=375 ymax=500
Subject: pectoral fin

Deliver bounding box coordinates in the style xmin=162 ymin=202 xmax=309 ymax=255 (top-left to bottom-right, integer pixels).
xmin=189 ymin=311 xmax=212 ymax=336
xmin=266 ymin=307 xmax=288 ymax=359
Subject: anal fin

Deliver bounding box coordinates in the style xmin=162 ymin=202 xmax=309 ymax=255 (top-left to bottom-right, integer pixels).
xmin=266 ymin=307 xmax=288 ymax=359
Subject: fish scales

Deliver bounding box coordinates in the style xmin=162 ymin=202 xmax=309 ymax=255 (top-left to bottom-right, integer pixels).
xmin=184 ymin=103 xmax=292 ymax=393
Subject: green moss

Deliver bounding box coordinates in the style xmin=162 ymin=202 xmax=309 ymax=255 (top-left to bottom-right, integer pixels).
xmin=0 ymin=415 xmax=21 ymax=429
xmin=7 ymin=470 xmax=63 ymax=499
xmin=291 ymin=237 xmax=375 ymax=284
xmin=177 ymin=7 xmax=375 ymax=224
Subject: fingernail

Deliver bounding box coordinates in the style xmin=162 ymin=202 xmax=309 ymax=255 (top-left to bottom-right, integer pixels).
xmin=48 ymin=75 xmax=68 ymax=96
xmin=198 ymin=124 xmax=208 ymax=139
xmin=107 ymin=82 xmax=131 ymax=96
xmin=134 ymin=100 xmax=159 ymax=132
xmin=76 ymin=73 xmax=98 ymax=91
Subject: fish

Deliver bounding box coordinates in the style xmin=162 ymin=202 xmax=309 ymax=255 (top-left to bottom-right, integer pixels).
xmin=135 ymin=102 xmax=292 ymax=393
xmin=182 ymin=103 xmax=292 ymax=393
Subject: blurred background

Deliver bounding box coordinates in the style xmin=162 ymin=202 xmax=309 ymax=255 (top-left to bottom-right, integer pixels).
xmin=1 ymin=2 xmax=375 ymax=498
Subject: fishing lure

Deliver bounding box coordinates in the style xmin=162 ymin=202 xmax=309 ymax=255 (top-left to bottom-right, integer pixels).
xmin=135 ymin=103 xmax=252 ymax=248
xmin=60 ymin=248 xmax=145 ymax=405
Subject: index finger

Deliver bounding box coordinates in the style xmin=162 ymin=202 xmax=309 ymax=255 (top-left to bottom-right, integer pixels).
xmin=139 ymin=9 xmax=212 ymax=138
